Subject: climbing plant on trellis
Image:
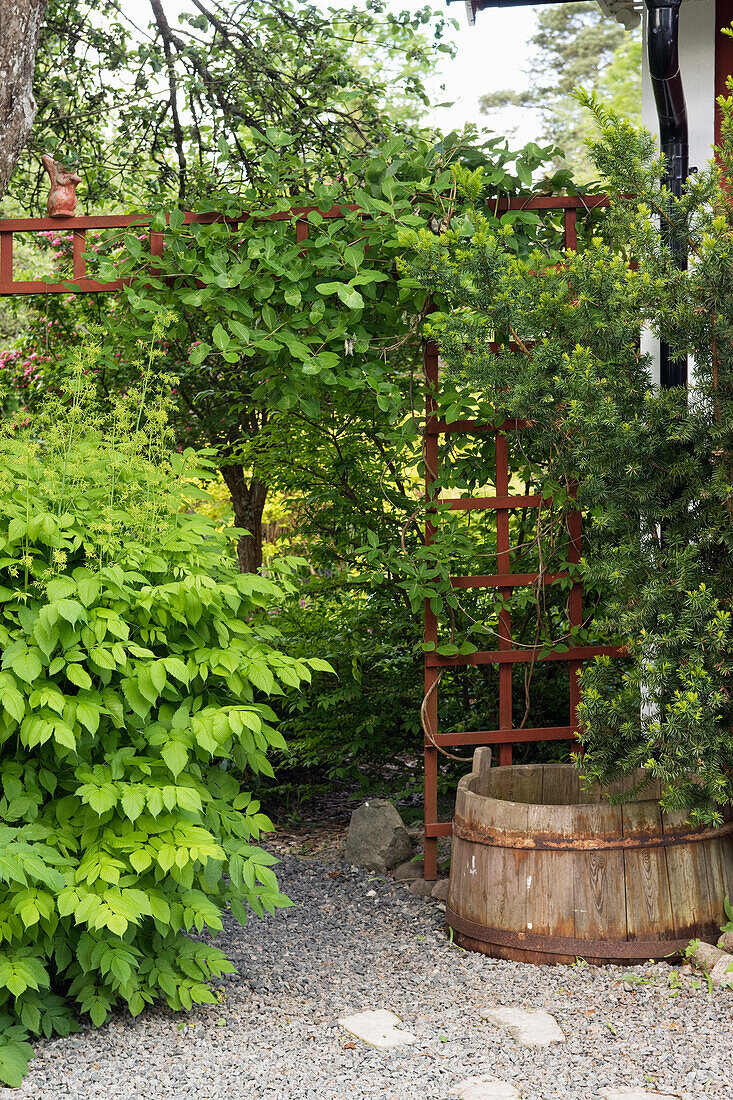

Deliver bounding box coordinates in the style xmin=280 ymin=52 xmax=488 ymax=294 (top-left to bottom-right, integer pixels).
xmin=0 ymin=193 xmax=618 ymax=886
xmin=418 ymin=196 xmax=621 ymax=879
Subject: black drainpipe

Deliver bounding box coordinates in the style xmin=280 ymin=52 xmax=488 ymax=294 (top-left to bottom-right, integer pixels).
xmin=644 ymin=0 xmax=689 ymax=388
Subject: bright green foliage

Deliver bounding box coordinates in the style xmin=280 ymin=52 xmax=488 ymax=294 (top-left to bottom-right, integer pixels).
xmin=0 ymin=345 xmax=323 ymax=1084
xmin=404 ymin=89 xmax=733 ymax=824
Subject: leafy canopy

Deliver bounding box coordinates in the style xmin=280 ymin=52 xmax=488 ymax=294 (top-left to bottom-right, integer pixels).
xmin=15 ymin=0 xmax=455 ymax=211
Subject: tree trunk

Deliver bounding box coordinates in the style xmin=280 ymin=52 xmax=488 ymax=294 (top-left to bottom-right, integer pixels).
xmin=0 ymin=0 xmax=47 ymax=200
xmin=220 ymin=463 xmax=268 ymax=573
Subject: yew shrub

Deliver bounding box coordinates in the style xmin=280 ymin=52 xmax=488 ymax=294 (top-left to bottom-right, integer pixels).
xmin=405 ymin=92 xmax=733 ymax=824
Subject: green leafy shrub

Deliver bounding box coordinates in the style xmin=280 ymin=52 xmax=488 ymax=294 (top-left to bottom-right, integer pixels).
xmin=0 ymin=343 xmax=325 ymax=1085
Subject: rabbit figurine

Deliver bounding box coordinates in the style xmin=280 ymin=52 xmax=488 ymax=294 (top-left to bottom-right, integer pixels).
xmin=42 ymin=154 xmax=82 ymax=218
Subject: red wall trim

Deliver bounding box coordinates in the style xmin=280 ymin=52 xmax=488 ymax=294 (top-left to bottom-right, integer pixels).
xmin=715 ymin=0 xmax=733 ymax=143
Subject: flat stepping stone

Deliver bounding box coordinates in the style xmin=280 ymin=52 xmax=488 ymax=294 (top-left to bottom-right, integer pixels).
xmin=479 ymin=1006 xmax=564 ymax=1046
xmin=599 ymin=1091 xmax=678 ymax=1099
xmin=337 ymin=1009 xmax=417 ymax=1049
xmin=451 ymin=1074 xmax=521 ymax=1099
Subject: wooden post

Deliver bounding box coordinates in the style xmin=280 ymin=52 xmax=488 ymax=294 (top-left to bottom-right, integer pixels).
xmin=496 ymin=431 xmax=512 ymax=766
xmin=424 ymin=340 xmax=440 ymax=880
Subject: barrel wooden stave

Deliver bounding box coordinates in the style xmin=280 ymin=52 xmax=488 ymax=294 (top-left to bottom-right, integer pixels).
xmin=572 ymin=801 xmax=626 ymax=958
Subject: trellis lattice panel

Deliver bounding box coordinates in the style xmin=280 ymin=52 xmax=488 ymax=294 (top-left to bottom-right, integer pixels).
xmin=0 ymin=196 xmax=607 ymax=296
xmin=421 ymin=196 xmax=620 ymax=881
xmin=0 ymin=206 xmax=357 ymax=295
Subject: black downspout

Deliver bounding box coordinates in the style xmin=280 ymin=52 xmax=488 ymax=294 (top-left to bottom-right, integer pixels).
xmin=644 ymin=0 xmax=689 ymax=388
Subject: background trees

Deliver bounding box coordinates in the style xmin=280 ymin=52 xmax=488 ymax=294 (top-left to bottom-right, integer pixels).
xmin=479 ymin=1 xmax=641 ymax=179
xmin=10 ymin=0 xmax=454 ymax=212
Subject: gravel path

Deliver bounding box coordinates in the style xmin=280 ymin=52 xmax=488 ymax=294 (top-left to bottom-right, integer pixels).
xmin=6 ymin=852 xmax=733 ymax=1100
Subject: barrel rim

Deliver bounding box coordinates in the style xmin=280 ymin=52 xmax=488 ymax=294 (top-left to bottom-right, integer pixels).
xmin=452 ymin=811 xmax=733 ymax=850
xmin=456 ymin=761 xmax=730 ymax=839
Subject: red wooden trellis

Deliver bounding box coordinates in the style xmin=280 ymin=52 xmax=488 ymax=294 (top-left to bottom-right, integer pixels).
xmin=421 ymin=195 xmax=622 ymax=880
xmin=0 ymin=198 xmax=622 ymax=882
xmin=0 ymin=206 xmax=361 ymax=295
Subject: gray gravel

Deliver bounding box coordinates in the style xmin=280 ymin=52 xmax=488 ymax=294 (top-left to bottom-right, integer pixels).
xmin=6 ymin=853 xmax=733 ymax=1099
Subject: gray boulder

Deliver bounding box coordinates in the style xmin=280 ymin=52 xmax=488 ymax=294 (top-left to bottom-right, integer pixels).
xmin=718 ymin=931 xmax=733 ymax=953
xmin=345 ymin=799 xmax=413 ymax=873
xmin=409 ymin=878 xmax=435 ymax=898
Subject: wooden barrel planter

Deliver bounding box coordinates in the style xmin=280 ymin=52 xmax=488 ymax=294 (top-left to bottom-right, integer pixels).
xmin=446 ymin=750 xmax=733 ymax=965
